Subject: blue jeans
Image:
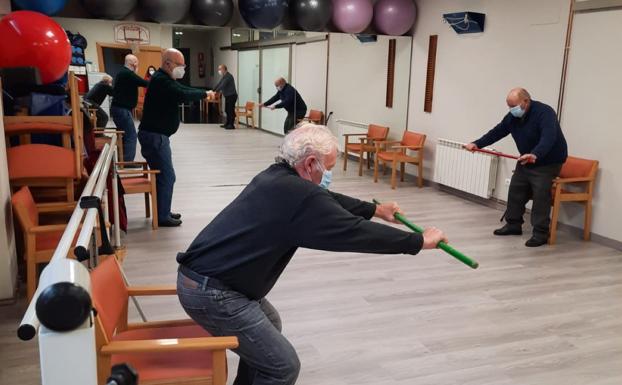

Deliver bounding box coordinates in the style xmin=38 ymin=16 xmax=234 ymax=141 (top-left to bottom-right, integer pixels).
xmin=137 ymin=130 xmax=176 ymax=222
xmin=177 ymin=270 xmax=300 ymax=385
xmin=111 ymin=105 xmax=137 ymax=161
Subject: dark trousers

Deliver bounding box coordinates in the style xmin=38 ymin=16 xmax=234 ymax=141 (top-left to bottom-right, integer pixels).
xmin=284 ymin=109 xmax=306 ymax=135
xmin=94 ymin=106 xmax=109 ymax=128
xmin=505 ymin=163 xmax=563 ymax=238
xmin=177 ymin=270 xmax=300 ymax=385
xmin=111 ymin=105 xmax=136 ymax=161
xmin=138 ymin=130 xmax=176 ymax=222
xmin=224 ymin=94 xmax=238 ymax=127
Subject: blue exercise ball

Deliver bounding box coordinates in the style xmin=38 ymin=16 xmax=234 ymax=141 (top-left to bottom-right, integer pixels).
xmin=80 ymin=0 xmax=137 ymax=20
xmin=292 ymin=0 xmax=332 ymax=31
xmin=140 ymin=0 xmax=191 ymax=23
xmin=239 ymin=0 xmax=289 ymax=30
xmin=192 ymin=0 xmax=233 ymax=27
xmin=13 ymin=0 xmax=68 ymax=16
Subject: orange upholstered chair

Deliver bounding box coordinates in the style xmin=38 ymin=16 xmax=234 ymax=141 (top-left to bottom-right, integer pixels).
xmin=343 ymin=124 xmax=390 ymax=176
xmin=117 ymin=161 xmax=159 ymax=229
xmin=299 ymin=109 xmax=324 ymax=125
xmin=549 ymin=156 xmax=599 ymax=245
xmin=90 ymin=257 xmax=238 ymax=385
xmin=235 ymin=101 xmax=256 ymax=128
xmin=11 ymin=186 xmax=76 ymax=300
xmin=374 ymin=130 xmax=426 ymax=189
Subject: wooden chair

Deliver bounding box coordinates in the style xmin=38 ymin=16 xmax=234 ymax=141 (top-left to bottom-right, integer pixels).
xmin=234 ymin=101 xmax=256 ymax=128
xmin=117 ymin=162 xmax=159 ymax=230
xmin=549 ymin=156 xmax=599 ymax=245
xmin=90 ymin=257 xmax=239 ymax=385
xmin=299 ymin=109 xmax=324 ymax=125
xmin=94 ymin=129 xmax=125 ymax=167
xmin=343 ymin=124 xmax=389 ymax=176
xmin=374 ymin=130 xmax=426 ymax=189
xmin=11 ymin=186 xmax=76 ymax=300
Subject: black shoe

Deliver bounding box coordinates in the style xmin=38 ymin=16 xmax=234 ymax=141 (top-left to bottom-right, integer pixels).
xmin=219 ymin=124 xmax=226 ymax=128
xmin=224 ymin=125 xmax=235 ymax=130
xmin=159 ymin=218 xmax=182 ymax=227
xmin=525 ymin=236 xmax=548 ymax=247
xmin=493 ymin=225 xmax=522 ymax=236
xmin=170 ymin=212 xmax=181 ymax=220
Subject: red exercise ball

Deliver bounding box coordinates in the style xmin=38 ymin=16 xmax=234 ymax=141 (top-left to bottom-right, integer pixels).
xmin=0 ymin=11 xmax=71 ymax=84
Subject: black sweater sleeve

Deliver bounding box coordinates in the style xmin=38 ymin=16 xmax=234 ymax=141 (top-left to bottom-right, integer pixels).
xmin=170 ymin=81 xmax=207 ymax=102
xmin=130 ymin=71 xmax=149 ymax=88
xmin=328 ymin=191 xmax=376 ymax=219
xmin=264 ymin=92 xmax=280 ymax=106
xmin=474 ymin=115 xmax=511 ymax=148
xmin=290 ymin=191 xmax=423 ymax=255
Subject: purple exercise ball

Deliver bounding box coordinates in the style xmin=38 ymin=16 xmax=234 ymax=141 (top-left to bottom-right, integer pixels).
xmin=332 ymin=0 xmax=373 ymax=34
xmin=374 ymin=0 xmax=416 ymax=36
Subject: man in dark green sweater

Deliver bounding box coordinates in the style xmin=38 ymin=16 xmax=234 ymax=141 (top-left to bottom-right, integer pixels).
xmin=138 ymin=48 xmax=208 ymax=227
xmin=111 ymin=54 xmax=148 ymax=161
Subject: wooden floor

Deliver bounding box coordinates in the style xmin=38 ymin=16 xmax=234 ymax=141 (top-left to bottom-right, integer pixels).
xmin=2 ymin=124 xmax=622 ymax=385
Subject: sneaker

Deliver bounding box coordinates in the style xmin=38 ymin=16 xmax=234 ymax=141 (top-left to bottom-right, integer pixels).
xmin=493 ymin=224 xmax=522 ymax=236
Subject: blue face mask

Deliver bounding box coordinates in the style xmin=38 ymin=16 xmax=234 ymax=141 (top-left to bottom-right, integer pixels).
xmin=510 ymin=104 xmax=525 ymax=118
xmin=315 ymin=160 xmax=333 ymax=189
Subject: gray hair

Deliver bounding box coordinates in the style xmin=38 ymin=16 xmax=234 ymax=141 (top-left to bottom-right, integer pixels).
xmin=278 ymin=124 xmax=338 ymax=167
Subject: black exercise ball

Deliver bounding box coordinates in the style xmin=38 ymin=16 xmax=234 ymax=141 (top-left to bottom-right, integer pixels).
xmin=292 ymin=0 xmax=332 ymax=31
xmin=139 ymin=0 xmax=191 ymax=24
xmin=239 ymin=0 xmax=289 ymax=30
xmin=80 ymin=0 xmax=137 ymax=20
xmin=192 ymin=0 xmax=233 ymax=26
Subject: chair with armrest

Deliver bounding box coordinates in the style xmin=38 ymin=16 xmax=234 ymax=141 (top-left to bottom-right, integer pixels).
xmin=90 ymin=257 xmax=239 ymax=385
xmin=549 ymin=156 xmax=599 ymax=245
xmin=234 ymin=101 xmax=256 ymax=129
xmin=117 ymin=161 xmax=159 ymax=230
xmin=343 ymin=124 xmax=390 ymax=176
xmin=374 ymin=130 xmax=426 ymax=189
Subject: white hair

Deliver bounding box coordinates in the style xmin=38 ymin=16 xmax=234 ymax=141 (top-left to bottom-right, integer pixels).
xmin=278 ymin=124 xmax=338 ymax=167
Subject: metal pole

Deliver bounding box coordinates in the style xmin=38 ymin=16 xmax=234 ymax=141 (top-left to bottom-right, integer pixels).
xmin=112 ymin=137 xmax=121 ymax=248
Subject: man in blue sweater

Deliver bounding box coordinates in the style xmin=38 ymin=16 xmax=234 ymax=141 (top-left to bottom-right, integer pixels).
xmin=465 ymin=88 xmax=568 ymax=247
xmin=260 ymin=77 xmax=307 ymax=135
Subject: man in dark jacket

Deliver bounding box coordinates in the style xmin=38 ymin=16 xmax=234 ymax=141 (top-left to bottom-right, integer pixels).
xmin=209 ymin=64 xmax=237 ymax=130
xmin=84 ymin=74 xmax=113 ymax=128
xmin=465 ymin=87 xmax=568 ymax=247
xmin=138 ymin=48 xmax=208 ymax=227
xmin=260 ymin=77 xmax=307 ymax=135
xmin=111 ymin=54 xmax=148 ymax=161
xmin=177 ymin=124 xmax=447 ymax=385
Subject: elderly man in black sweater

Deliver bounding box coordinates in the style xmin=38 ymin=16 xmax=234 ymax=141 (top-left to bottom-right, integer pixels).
xmin=209 ymin=64 xmax=238 ymax=130
xmin=465 ymin=87 xmax=568 ymax=247
xmin=260 ymin=77 xmax=307 ymax=135
xmin=176 ymin=124 xmax=447 ymax=385
xmin=138 ymin=48 xmax=208 ymax=227
xmin=84 ymin=74 xmax=113 ymax=128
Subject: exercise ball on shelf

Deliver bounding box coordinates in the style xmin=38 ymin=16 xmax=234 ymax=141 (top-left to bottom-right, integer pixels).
xmin=80 ymin=0 xmax=137 ymax=20
xmin=192 ymin=0 xmax=233 ymax=27
xmin=238 ymin=0 xmax=289 ymax=30
xmin=13 ymin=0 xmax=68 ymax=16
xmin=332 ymin=0 xmax=373 ymax=34
xmin=0 ymin=11 xmax=71 ymax=84
xmin=374 ymin=0 xmax=416 ymax=36
xmin=292 ymin=0 xmax=332 ymax=32
xmin=139 ymin=0 xmax=191 ymax=24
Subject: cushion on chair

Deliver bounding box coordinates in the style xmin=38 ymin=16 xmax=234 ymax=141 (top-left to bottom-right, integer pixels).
xmin=377 ymin=151 xmax=399 ymax=162
xmin=111 ymin=325 xmax=215 ymax=382
xmin=8 ymin=144 xmax=76 ymax=179
xmin=35 ymin=230 xmax=64 ymax=251
xmin=121 ymin=177 xmax=150 ymax=186
xmin=90 ymin=257 xmax=130 ymax=340
xmin=11 ymin=186 xmax=39 ymax=227
xmin=559 ymin=156 xmax=596 ymax=179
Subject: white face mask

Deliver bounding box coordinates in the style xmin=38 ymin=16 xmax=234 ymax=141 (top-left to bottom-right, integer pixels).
xmin=149 ymin=69 xmax=155 ymax=75
xmin=218 ymin=70 xmax=224 ymax=76
xmin=172 ymin=66 xmax=185 ymax=79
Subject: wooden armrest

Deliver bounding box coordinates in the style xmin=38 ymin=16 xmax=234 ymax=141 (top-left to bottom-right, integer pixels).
xmin=116 ymin=161 xmax=147 ymax=165
xmin=37 ymin=202 xmax=77 ymax=213
xmin=118 ymin=170 xmax=160 ymax=175
xmin=100 ymin=336 xmax=239 ymax=355
xmin=234 ymin=107 xmax=246 ymax=111
xmin=126 ymin=319 xmax=196 ymax=331
xmin=94 ymin=130 xmax=125 ymax=135
xmin=30 ymin=224 xmax=69 ymax=234
xmin=127 ymin=285 xmax=176 ymax=296
xmin=342 ymin=133 xmax=367 ymax=137
xmin=391 ymin=145 xmax=423 ymax=150
xmin=554 ymin=177 xmax=593 ymax=184
xmin=375 ymin=140 xmax=401 ymax=145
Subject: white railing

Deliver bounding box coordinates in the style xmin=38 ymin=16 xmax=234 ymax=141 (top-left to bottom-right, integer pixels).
xmin=17 ymin=135 xmax=121 ymax=385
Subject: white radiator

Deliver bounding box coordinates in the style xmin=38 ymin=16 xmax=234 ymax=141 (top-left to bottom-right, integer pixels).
xmin=434 ymin=138 xmax=498 ymax=198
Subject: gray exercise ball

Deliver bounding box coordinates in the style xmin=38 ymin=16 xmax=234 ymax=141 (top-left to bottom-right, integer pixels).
xmin=192 ymin=0 xmax=234 ymax=26
xmin=80 ymin=0 xmax=137 ymax=20
xmin=139 ymin=0 xmax=191 ymax=24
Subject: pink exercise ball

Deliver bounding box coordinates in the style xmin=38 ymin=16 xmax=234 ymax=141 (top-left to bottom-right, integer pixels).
xmin=374 ymin=0 xmax=416 ymax=36
xmin=332 ymin=0 xmax=373 ymax=34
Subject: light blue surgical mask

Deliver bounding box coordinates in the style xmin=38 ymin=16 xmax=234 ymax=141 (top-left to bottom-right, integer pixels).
xmin=315 ymin=160 xmax=332 ymax=189
xmin=510 ymin=104 xmax=525 ymax=118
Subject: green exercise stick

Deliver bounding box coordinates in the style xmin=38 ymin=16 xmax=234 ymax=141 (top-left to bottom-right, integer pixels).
xmin=373 ymin=199 xmax=479 ymax=269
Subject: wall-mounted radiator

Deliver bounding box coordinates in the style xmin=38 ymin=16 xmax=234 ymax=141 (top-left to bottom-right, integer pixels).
xmin=434 ymin=138 xmax=498 ymax=199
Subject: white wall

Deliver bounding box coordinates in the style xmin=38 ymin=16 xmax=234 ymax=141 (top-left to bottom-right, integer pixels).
xmin=176 ymin=29 xmax=211 ymax=88
xmin=327 ymin=33 xmax=412 ymax=137
xmin=0 ymin=88 xmax=17 ymax=300
xmin=558 ymin=8 xmax=622 ymax=242
xmin=53 ymin=17 xmax=173 ymax=73
xmin=292 ymin=40 xmax=328 ymax=117
xmin=409 ymin=0 xmax=570 ymax=202
xmin=206 ymin=28 xmax=238 ymax=91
